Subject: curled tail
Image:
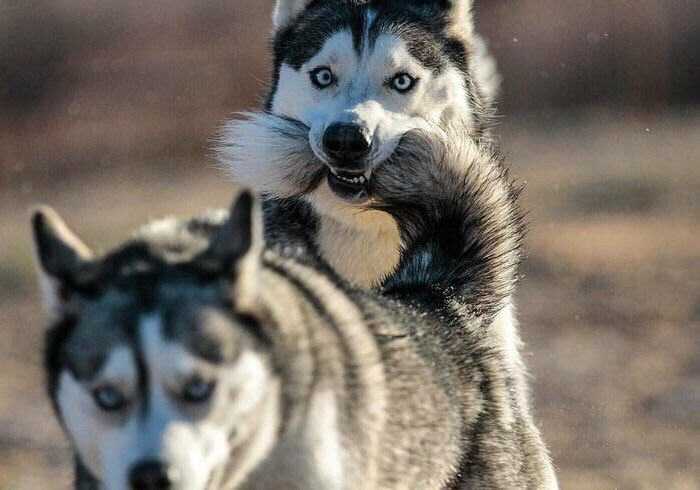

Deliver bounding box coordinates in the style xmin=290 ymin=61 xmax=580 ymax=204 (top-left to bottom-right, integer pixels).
xmin=372 ymin=129 xmax=524 ymax=321
xmin=216 ymin=112 xmax=320 ymax=198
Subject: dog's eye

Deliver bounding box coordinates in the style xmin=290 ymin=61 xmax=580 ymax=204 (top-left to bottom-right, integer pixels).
xmin=389 ymin=73 xmax=418 ymax=93
xmin=182 ymin=377 xmax=216 ymax=404
xmin=93 ymin=386 xmax=127 ymax=412
xmin=310 ymin=67 xmax=335 ymax=89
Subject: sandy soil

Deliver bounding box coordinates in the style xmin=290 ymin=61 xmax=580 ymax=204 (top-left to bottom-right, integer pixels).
xmin=1 ymin=114 xmax=698 ymax=489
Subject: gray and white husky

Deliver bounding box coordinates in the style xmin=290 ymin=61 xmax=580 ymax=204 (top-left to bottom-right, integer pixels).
xmin=219 ymin=0 xmax=500 ymax=288
xmin=33 ymin=132 xmax=556 ymax=489
xmin=217 ymin=0 xmax=522 ymax=386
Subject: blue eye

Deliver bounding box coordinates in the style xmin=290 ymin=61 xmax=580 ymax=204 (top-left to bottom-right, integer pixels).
xmin=93 ymin=386 xmax=127 ymax=412
xmin=182 ymin=378 xmax=216 ymax=403
xmin=389 ymin=73 xmax=418 ymax=93
xmin=310 ymin=67 xmax=335 ymax=89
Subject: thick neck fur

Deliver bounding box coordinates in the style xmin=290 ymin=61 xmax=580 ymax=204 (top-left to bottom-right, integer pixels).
xmin=316 ymin=216 xmax=401 ymax=288
xmin=306 ymin=184 xmax=402 ymax=288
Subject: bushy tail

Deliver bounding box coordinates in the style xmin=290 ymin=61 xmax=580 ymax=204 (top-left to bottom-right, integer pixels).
xmin=215 ymin=112 xmax=321 ymax=198
xmin=372 ymin=129 xmax=523 ymax=321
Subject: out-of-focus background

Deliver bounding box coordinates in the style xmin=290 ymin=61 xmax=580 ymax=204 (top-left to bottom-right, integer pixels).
xmin=1 ymin=1 xmax=698 ymax=488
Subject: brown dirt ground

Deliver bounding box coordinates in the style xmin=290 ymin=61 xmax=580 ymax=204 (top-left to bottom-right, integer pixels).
xmin=1 ymin=114 xmax=698 ymax=489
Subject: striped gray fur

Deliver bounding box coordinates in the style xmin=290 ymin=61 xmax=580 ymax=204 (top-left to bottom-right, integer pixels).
xmin=33 ymin=131 xmax=556 ymax=489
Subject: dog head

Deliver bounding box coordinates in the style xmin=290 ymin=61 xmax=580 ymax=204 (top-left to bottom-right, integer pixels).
xmin=220 ymin=0 xmax=498 ymax=214
xmin=32 ymin=193 xmax=279 ymax=490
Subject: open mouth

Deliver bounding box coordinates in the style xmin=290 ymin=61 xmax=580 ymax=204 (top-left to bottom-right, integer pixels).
xmin=326 ymin=167 xmax=373 ymax=201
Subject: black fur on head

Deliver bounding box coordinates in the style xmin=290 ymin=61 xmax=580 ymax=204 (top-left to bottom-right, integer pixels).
xmin=31 ymin=192 xmax=263 ymax=322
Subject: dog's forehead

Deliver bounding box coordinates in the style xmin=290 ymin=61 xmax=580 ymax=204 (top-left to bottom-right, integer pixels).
xmin=60 ymin=280 xmax=236 ymax=380
xmin=161 ymin=302 xmax=245 ymax=365
xmin=277 ymin=0 xmax=453 ymax=72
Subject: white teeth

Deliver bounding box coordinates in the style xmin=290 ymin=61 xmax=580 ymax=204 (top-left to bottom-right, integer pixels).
xmin=329 ymin=168 xmax=371 ymax=185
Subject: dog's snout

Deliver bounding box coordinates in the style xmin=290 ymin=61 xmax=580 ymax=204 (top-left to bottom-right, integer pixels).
xmin=129 ymin=460 xmax=178 ymax=490
xmin=322 ymin=123 xmax=372 ymax=167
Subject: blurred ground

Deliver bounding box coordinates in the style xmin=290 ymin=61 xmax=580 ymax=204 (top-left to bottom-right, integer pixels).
xmin=1 ymin=0 xmax=699 ymax=488
xmin=1 ymin=113 xmax=698 ymax=489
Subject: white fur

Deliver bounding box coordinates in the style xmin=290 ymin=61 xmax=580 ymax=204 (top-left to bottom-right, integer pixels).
xmin=311 ymin=190 xmax=402 ymax=288
xmin=471 ymin=34 xmax=501 ymax=106
xmin=491 ymin=304 xmax=521 ymax=369
xmin=305 ymin=389 xmax=344 ymax=489
xmin=444 ymin=0 xmax=474 ymax=39
xmin=272 ymin=0 xmax=314 ymax=30
xmin=254 ymin=388 xmax=344 ymax=490
xmin=244 ymin=256 xmax=386 ymax=490
xmin=57 ymin=347 xmax=138 ymax=481
xmin=218 ymin=112 xmax=313 ymax=198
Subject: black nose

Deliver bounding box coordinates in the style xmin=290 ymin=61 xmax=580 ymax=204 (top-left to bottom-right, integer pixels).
xmin=322 ymin=122 xmax=372 ymax=167
xmin=129 ymin=460 xmax=175 ymax=490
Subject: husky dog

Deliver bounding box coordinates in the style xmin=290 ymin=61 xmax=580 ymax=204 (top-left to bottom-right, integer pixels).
xmin=33 ymin=133 xmax=556 ymax=489
xmin=219 ymin=0 xmax=500 ymax=289
xmin=218 ymin=1 xmax=521 ymax=390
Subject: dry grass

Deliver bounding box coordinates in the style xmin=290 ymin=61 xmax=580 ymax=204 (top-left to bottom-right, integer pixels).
xmin=1 ymin=114 xmax=699 ymax=489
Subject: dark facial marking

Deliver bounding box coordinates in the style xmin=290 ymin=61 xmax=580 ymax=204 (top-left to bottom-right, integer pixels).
xmin=351 ymin=6 xmax=367 ymax=55
xmin=163 ymin=305 xmax=245 ymax=365
xmin=272 ymin=2 xmax=358 ymax=71
xmin=267 ymin=0 xmax=471 ymax=109
xmin=368 ymin=2 xmax=465 ymax=75
xmin=60 ymin=303 xmax=133 ymax=382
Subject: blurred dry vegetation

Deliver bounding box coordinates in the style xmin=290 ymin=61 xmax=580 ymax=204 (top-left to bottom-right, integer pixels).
xmin=1 ymin=1 xmax=699 ymax=489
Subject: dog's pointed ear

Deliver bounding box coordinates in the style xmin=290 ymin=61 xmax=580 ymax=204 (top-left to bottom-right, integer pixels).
xmin=205 ymin=190 xmax=261 ymax=265
xmin=201 ymin=190 xmax=263 ymax=313
xmin=415 ymin=0 xmax=474 ymax=38
xmin=31 ymin=206 xmax=94 ymax=318
xmin=272 ymin=0 xmax=315 ymax=31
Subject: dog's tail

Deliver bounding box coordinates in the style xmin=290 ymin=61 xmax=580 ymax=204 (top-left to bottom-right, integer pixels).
xmin=373 ymin=129 xmax=523 ymax=322
xmin=215 ymin=112 xmax=321 ymax=197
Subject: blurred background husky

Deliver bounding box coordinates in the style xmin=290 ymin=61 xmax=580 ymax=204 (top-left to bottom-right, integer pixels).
xmin=2 ymin=0 xmax=698 ymax=488
xmin=32 ymin=132 xmax=555 ymax=488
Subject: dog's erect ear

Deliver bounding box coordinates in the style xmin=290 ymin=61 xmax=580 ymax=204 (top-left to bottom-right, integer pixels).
xmin=272 ymin=0 xmax=315 ymax=31
xmin=31 ymin=206 xmax=94 ymax=318
xmin=200 ymin=190 xmax=263 ymax=313
xmin=205 ymin=190 xmax=261 ymax=265
xmin=414 ymin=0 xmax=474 ymax=38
